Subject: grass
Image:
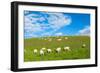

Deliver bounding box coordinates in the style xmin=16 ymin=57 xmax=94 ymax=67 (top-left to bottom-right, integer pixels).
xmin=24 ymin=36 xmax=90 ymax=62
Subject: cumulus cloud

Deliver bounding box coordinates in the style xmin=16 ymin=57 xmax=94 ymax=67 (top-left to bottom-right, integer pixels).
xmin=46 ymin=12 xmax=71 ymax=30
xmin=78 ymin=26 xmax=90 ymax=36
xmin=24 ymin=11 xmax=72 ymax=38
xmin=55 ymin=32 xmax=63 ymax=36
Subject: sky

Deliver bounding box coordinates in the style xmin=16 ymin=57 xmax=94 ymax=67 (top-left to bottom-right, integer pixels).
xmin=24 ymin=10 xmax=90 ymax=38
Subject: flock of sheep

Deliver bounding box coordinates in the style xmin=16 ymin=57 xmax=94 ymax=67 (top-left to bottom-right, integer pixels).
xmin=33 ymin=46 xmax=70 ymax=56
xmin=33 ymin=44 xmax=86 ymax=55
xmin=44 ymin=37 xmax=68 ymax=42
xmin=32 ymin=37 xmax=86 ymax=56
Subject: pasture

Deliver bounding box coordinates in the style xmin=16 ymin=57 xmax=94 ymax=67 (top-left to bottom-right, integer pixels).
xmin=24 ymin=36 xmax=90 ymax=62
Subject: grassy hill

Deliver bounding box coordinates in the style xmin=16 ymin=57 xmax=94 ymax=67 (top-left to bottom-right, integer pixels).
xmin=24 ymin=36 xmax=90 ymax=62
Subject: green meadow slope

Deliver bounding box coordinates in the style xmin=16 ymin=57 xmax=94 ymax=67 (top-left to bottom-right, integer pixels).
xmin=24 ymin=36 xmax=90 ymax=62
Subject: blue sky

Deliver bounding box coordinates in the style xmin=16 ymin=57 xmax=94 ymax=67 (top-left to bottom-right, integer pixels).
xmin=24 ymin=11 xmax=90 ymax=38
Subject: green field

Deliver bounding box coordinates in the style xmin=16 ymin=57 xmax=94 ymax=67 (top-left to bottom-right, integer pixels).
xmin=24 ymin=36 xmax=90 ymax=62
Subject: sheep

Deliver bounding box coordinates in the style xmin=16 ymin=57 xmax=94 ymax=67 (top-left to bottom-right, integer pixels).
xmin=82 ymin=44 xmax=86 ymax=48
xmin=33 ymin=49 xmax=38 ymax=54
xmin=56 ymin=47 xmax=61 ymax=53
xmin=41 ymin=47 xmax=46 ymax=50
xmin=57 ymin=38 xmax=62 ymax=41
xmin=65 ymin=37 xmax=68 ymax=40
xmin=48 ymin=38 xmax=52 ymax=42
xmin=47 ymin=49 xmax=52 ymax=53
xmin=64 ymin=46 xmax=70 ymax=51
xmin=40 ymin=50 xmax=44 ymax=55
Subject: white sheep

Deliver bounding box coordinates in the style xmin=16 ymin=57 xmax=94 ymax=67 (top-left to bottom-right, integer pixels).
xmin=47 ymin=49 xmax=52 ymax=53
xmin=48 ymin=38 xmax=52 ymax=42
xmin=65 ymin=37 xmax=68 ymax=40
xmin=82 ymin=44 xmax=86 ymax=48
xmin=33 ymin=49 xmax=38 ymax=54
xmin=57 ymin=38 xmax=62 ymax=41
xmin=40 ymin=50 xmax=44 ymax=55
xmin=56 ymin=47 xmax=61 ymax=53
xmin=64 ymin=46 xmax=70 ymax=51
xmin=41 ymin=47 xmax=46 ymax=50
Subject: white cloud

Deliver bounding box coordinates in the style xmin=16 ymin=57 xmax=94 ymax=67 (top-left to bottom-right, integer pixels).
xmin=24 ymin=12 xmax=72 ymax=38
xmin=24 ymin=33 xmax=38 ymax=38
xmin=78 ymin=26 xmax=90 ymax=36
xmin=46 ymin=12 xmax=71 ymax=30
xmin=25 ymin=17 xmax=42 ymax=32
xmin=55 ymin=32 xmax=63 ymax=36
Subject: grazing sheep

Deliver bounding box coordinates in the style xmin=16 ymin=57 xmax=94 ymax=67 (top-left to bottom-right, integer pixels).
xmin=64 ymin=46 xmax=70 ymax=51
xmin=57 ymin=38 xmax=62 ymax=41
xmin=33 ymin=49 xmax=38 ymax=54
xmin=82 ymin=44 xmax=86 ymax=48
xmin=56 ymin=47 xmax=61 ymax=53
xmin=47 ymin=49 xmax=52 ymax=53
xmin=65 ymin=37 xmax=68 ymax=40
xmin=48 ymin=38 xmax=52 ymax=42
xmin=41 ymin=47 xmax=46 ymax=50
xmin=40 ymin=50 xmax=44 ymax=55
